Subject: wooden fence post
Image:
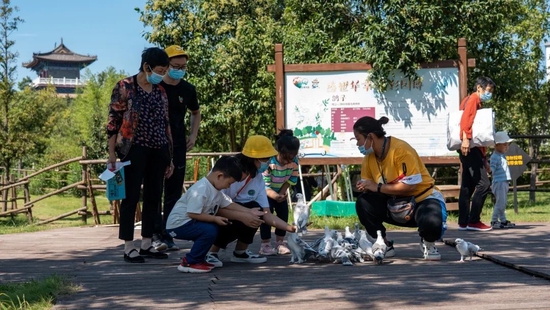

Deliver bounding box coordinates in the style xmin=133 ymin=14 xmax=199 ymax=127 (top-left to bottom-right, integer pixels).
xmin=1 ymin=175 xmax=6 ymax=212
xmin=81 ymin=146 xmax=88 ymax=224
xmin=9 ymin=174 xmax=15 ymax=210
xmin=23 ymin=171 xmax=33 ymax=223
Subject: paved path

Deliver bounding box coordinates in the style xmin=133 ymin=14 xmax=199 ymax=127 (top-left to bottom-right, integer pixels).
xmin=1 ymin=223 xmax=549 ymax=309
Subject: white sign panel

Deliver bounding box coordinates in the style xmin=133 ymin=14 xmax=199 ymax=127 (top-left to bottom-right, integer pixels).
xmin=285 ymin=68 xmax=459 ymax=157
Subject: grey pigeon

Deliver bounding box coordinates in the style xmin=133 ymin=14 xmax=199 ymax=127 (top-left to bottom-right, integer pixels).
xmin=293 ymin=193 xmax=309 ymax=235
xmin=317 ymin=226 xmax=334 ymax=259
xmin=371 ymin=230 xmax=387 ymax=265
xmin=455 ymin=238 xmax=482 ymax=262
xmin=336 ymin=231 xmax=344 ymax=246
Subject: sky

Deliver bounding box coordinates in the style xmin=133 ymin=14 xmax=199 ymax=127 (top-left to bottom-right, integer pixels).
xmin=13 ymin=0 xmax=151 ymax=83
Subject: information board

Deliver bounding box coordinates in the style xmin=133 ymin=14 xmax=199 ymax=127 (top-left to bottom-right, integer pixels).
xmin=285 ymin=68 xmax=460 ymax=157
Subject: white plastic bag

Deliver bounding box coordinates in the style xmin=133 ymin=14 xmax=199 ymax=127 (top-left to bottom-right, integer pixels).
xmin=446 ymin=108 xmax=495 ymax=151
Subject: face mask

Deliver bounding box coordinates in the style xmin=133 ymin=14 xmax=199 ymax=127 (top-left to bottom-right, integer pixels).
xmin=258 ymin=161 xmax=269 ymax=173
xmin=480 ymin=91 xmax=492 ymax=102
xmin=146 ymin=66 xmax=164 ymax=84
xmin=358 ymin=137 xmax=374 ymax=156
xmin=168 ymin=68 xmax=186 ymax=80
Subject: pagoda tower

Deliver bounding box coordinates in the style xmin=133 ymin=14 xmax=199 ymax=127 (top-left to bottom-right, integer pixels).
xmin=23 ymin=39 xmax=97 ymax=96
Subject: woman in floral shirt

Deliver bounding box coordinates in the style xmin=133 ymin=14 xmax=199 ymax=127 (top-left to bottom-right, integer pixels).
xmin=106 ymin=47 xmax=174 ymax=263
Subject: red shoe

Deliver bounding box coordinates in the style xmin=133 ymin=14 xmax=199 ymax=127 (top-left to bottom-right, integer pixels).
xmin=177 ymin=258 xmax=211 ymax=273
xmin=467 ymin=222 xmax=492 ymax=231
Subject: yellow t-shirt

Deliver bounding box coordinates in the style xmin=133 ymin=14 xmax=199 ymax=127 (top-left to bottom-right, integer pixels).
xmin=361 ymin=137 xmax=434 ymax=202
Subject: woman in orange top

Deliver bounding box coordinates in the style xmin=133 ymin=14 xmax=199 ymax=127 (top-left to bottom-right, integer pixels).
xmin=457 ymin=76 xmax=496 ymax=232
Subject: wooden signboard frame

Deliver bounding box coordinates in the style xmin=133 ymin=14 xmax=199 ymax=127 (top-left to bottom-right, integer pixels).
xmin=267 ymin=38 xmax=475 ymax=167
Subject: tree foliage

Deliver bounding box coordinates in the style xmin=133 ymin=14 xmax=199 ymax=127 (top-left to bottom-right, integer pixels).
xmin=137 ymin=0 xmax=549 ymax=153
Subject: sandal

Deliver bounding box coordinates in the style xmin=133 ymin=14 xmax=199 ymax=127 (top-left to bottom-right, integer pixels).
xmin=124 ymin=249 xmax=145 ymax=263
xmin=139 ymin=246 xmax=168 ymax=259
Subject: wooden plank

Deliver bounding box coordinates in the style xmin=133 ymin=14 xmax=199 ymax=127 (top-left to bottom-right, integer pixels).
xmin=299 ymin=156 xmax=460 ymax=166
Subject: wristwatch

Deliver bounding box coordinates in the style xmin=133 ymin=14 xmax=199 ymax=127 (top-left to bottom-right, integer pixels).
xmin=377 ymin=183 xmax=383 ymax=193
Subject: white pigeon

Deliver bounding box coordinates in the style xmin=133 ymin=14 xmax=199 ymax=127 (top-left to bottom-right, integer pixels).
xmin=353 ymin=223 xmax=361 ymax=242
xmin=371 ymin=230 xmax=387 ymax=265
xmin=317 ymin=226 xmax=334 ymax=259
xmin=455 ymin=238 xmax=482 ymax=262
xmin=293 ymin=193 xmax=309 ymax=235
xmin=358 ymin=230 xmax=374 ymax=259
xmin=344 ymin=226 xmax=356 ymax=242
xmin=287 ymin=232 xmax=306 ymax=264
xmin=336 ymin=231 xmax=344 ymax=245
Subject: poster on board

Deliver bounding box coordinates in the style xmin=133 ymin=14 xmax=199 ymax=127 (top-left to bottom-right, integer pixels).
xmin=285 ymin=68 xmax=459 ymax=157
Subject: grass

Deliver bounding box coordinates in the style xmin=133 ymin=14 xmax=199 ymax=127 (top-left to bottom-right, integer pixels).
xmin=307 ymin=191 xmax=550 ymax=230
xmin=0 ymin=275 xmax=80 ymax=310
xmin=0 ymin=194 xmax=113 ymax=235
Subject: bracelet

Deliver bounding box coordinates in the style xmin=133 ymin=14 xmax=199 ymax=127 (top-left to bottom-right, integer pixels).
xmin=377 ymin=183 xmax=383 ymax=193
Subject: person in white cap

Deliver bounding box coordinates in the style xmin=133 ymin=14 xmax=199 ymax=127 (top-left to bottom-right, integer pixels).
xmin=489 ymin=131 xmax=516 ymax=229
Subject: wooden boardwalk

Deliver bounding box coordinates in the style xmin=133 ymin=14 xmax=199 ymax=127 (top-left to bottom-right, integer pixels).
xmin=1 ymin=223 xmax=549 ymax=309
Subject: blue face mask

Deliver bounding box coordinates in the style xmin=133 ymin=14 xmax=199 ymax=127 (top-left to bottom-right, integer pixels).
xmin=358 ymin=137 xmax=374 ymax=156
xmin=258 ymin=161 xmax=269 ymax=173
xmin=168 ymin=68 xmax=186 ymax=80
xmin=147 ymin=66 xmax=164 ymax=84
xmin=480 ymin=92 xmax=492 ymax=102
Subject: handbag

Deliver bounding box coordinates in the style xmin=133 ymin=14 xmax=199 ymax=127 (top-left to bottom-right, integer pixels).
xmin=446 ymin=95 xmax=495 ymax=151
xmin=387 ymin=185 xmax=433 ymax=223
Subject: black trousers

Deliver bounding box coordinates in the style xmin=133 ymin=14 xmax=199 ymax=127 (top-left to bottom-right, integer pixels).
xmin=118 ymin=144 xmax=170 ymax=241
xmin=155 ymin=146 xmax=186 ymax=238
xmin=214 ymin=201 xmax=262 ymax=248
xmin=259 ymin=197 xmax=289 ymax=239
xmin=355 ymin=192 xmax=445 ymax=242
xmin=458 ymin=148 xmax=491 ymax=226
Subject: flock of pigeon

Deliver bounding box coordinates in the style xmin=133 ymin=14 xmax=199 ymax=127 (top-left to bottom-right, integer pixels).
xmin=288 ymin=194 xmax=483 ymax=265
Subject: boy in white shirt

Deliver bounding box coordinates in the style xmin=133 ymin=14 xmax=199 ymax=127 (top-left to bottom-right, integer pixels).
xmin=166 ymin=156 xmax=244 ymax=273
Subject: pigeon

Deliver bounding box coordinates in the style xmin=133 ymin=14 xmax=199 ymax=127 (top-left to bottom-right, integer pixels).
xmin=330 ymin=244 xmax=353 ymax=266
xmin=316 ymin=226 xmax=334 ymax=259
xmin=287 ymin=232 xmax=306 ymax=264
xmin=455 ymin=238 xmax=482 ymax=262
xmin=293 ymin=193 xmax=309 ymax=235
xmin=353 ymin=223 xmax=361 ymax=242
xmin=336 ymin=231 xmax=344 ymax=246
xmin=358 ymin=230 xmax=374 ymax=260
xmin=371 ymin=230 xmax=387 ymax=265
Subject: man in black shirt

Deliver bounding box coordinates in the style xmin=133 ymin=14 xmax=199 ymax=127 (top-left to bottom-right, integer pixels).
xmin=153 ymin=45 xmax=201 ymax=251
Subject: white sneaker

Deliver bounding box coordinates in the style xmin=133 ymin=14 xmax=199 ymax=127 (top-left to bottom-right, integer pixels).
xmin=231 ymin=250 xmax=267 ymax=263
xmin=420 ymin=239 xmax=441 ymax=261
xmin=205 ymin=253 xmax=223 ymax=267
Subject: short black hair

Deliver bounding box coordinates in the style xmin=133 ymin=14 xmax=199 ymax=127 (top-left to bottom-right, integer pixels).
xmin=353 ymin=116 xmax=389 ymax=138
xmin=234 ymin=153 xmax=258 ymax=178
xmin=139 ymin=47 xmax=170 ymax=72
xmin=212 ymin=156 xmax=243 ymax=181
xmin=474 ymin=76 xmax=496 ymax=91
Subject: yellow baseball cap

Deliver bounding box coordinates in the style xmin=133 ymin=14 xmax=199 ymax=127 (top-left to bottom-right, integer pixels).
xmin=165 ymin=45 xmax=189 ymax=59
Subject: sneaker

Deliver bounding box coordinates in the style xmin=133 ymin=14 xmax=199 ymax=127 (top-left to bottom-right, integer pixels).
xmin=491 ymin=221 xmax=504 ymax=229
xmin=467 ymin=222 xmax=492 ymax=231
xmin=385 ymin=240 xmax=395 ymax=258
xmin=177 ymin=258 xmax=211 ymax=273
xmin=164 ymin=238 xmax=180 ymax=251
xmin=200 ymin=261 xmax=216 ymax=269
xmin=259 ymin=243 xmax=278 ymax=256
xmin=458 ymin=224 xmax=468 ymax=231
xmin=501 ymin=220 xmax=516 ymax=228
xmin=205 ymin=253 xmax=224 ymax=268
xmin=420 ymin=239 xmax=441 ymax=261
xmin=276 ymin=241 xmax=291 ymax=255
xmin=152 ymin=234 xmax=168 ymax=251
xmin=231 ymin=250 xmax=267 ymax=263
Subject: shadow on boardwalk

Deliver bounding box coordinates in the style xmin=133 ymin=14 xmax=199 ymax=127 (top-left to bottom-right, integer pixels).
xmin=0 ymin=223 xmax=549 ymax=309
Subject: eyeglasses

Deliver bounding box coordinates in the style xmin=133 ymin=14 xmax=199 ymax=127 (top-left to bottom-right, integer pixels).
xmin=170 ymin=63 xmax=187 ymax=70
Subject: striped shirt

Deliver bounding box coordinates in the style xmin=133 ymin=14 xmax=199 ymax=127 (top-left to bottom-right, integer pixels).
xmin=490 ymin=151 xmax=511 ymax=184
xmin=263 ymin=156 xmax=299 ymax=193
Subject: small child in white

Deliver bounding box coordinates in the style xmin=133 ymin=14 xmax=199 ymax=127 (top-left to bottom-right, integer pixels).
xmin=489 ymin=131 xmax=516 ymax=229
xmin=166 ymin=156 xmax=243 ymax=273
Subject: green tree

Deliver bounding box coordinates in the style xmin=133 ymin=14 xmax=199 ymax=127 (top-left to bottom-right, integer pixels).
xmin=137 ymin=0 xmax=281 ymax=151
xmin=0 ymin=0 xmax=22 ymax=177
